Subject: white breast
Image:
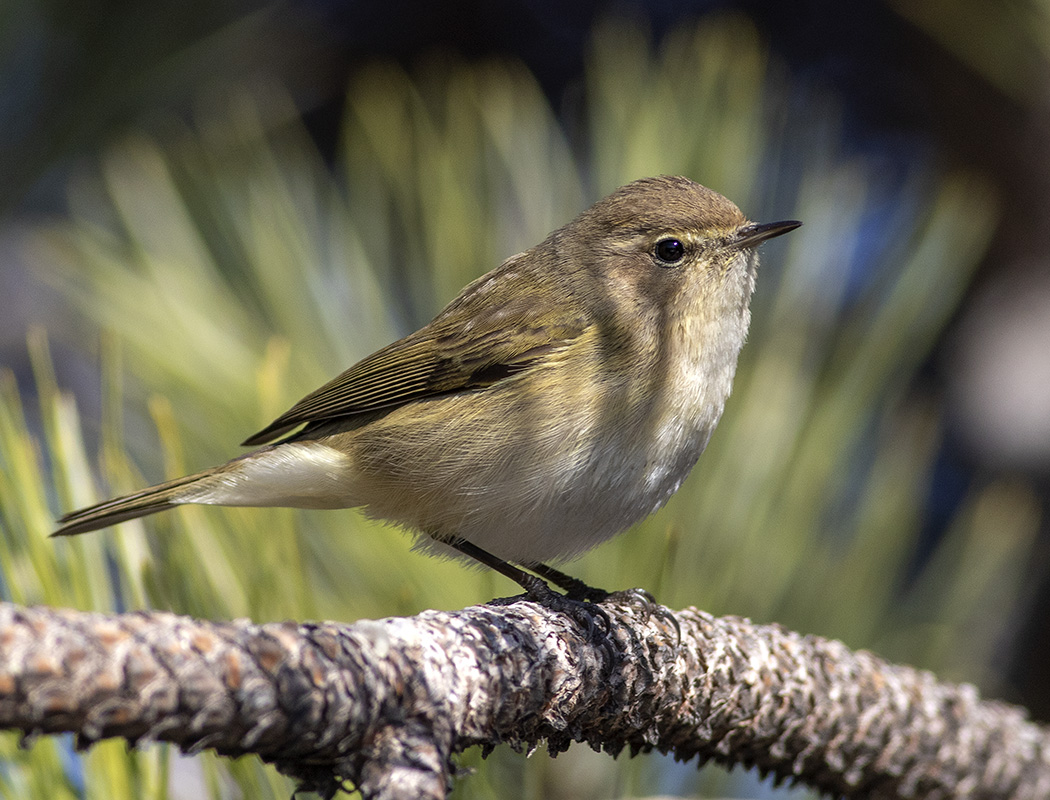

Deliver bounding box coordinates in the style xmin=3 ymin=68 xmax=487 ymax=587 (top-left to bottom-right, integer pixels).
xmin=433 ymin=308 xmax=748 ymax=564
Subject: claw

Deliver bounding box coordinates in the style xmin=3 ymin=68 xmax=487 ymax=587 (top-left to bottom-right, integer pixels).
xmin=602 ymin=588 xmax=681 ymax=643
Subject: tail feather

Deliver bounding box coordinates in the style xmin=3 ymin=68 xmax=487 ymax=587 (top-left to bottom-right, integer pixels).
xmin=53 ymin=471 xmax=212 ymax=537
xmin=54 ymin=442 xmax=358 ymax=536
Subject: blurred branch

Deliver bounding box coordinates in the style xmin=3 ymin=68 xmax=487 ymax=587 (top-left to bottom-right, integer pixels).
xmin=0 ymin=599 xmax=1047 ymax=800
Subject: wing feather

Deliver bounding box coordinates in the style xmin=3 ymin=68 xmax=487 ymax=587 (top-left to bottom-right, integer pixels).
xmin=242 ymin=285 xmax=588 ymax=446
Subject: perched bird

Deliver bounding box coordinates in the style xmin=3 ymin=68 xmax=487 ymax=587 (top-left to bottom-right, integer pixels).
xmin=55 ymin=176 xmax=799 ymax=597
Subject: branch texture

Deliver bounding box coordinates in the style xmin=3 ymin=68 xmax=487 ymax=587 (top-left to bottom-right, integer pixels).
xmin=0 ymin=599 xmax=1046 ymax=799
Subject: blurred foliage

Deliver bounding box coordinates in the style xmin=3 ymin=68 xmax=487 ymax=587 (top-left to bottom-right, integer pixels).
xmin=0 ymin=0 xmax=319 ymax=214
xmin=892 ymin=0 xmax=1050 ymax=103
xmin=0 ymin=13 xmax=1041 ymax=800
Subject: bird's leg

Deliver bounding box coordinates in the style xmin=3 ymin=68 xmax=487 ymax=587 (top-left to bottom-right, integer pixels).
xmin=447 ymin=538 xmax=611 ymax=636
xmin=520 ymin=562 xmax=609 ymax=602
xmin=446 ymin=538 xmax=552 ymax=597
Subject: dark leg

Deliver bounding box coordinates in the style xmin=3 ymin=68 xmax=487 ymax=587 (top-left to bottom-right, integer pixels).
xmin=447 ymin=539 xmax=611 ymax=636
xmin=447 ymin=538 xmax=553 ymax=597
xmin=522 ymin=562 xmax=609 ymax=602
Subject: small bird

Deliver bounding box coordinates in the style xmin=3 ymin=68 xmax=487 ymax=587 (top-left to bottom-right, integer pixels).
xmin=55 ymin=176 xmax=799 ymax=597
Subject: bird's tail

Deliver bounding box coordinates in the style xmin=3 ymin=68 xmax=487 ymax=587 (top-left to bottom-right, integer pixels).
xmin=53 ymin=469 xmax=217 ymax=537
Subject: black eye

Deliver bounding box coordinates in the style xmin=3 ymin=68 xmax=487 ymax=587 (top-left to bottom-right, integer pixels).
xmin=654 ymin=238 xmax=685 ymax=265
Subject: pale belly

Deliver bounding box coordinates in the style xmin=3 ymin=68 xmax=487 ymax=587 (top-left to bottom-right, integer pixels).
xmin=344 ymin=380 xmax=720 ymax=564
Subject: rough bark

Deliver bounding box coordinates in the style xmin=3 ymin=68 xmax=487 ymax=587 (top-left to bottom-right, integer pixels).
xmin=0 ymin=598 xmax=1046 ymax=799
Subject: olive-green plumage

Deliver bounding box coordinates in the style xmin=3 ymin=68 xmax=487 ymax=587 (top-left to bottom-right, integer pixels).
xmin=55 ymin=176 xmax=799 ymax=573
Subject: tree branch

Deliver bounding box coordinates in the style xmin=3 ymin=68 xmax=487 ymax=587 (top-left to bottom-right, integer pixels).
xmin=0 ymin=598 xmax=1046 ymax=799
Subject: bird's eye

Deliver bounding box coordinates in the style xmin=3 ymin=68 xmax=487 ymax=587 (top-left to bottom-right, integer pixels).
xmin=654 ymin=238 xmax=686 ymax=265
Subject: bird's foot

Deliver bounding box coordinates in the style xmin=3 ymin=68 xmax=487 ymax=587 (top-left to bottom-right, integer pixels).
xmin=600 ymin=587 xmax=681 ymax=643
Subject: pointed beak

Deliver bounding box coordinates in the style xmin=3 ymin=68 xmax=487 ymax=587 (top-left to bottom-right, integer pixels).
xmin=730 ymin=219 xmax=801 ymax=249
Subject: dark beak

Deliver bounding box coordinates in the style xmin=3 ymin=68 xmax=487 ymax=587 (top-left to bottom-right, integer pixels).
xmin=731 ymin=219 xmax=801 ymax=249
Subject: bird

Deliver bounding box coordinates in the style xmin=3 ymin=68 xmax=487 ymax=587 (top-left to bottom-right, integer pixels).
xmin=55 ymin=175 xmax=799 ymax=598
